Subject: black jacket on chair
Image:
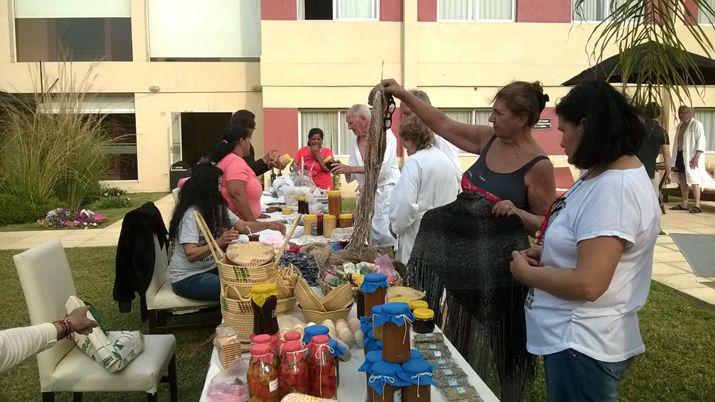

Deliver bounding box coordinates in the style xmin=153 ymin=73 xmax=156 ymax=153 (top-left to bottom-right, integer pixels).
xmin=113 ymin=202 xmax=168 ymax=321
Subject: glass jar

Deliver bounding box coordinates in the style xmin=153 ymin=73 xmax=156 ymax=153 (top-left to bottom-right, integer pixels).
xmin=399 ymin=358 xmax=435 ymax=402
xmin=413 ymin=308 xmax=435 ymax=334
xmin=338 ymin=213 xmax=354 ymax=228
xmin=409 ymin=300 xmax=428 ymax=311
xmin=306 ymin=335 xmax=337 ymax=398
xmin=380 ymin=302 xmax=413 ymax=364
xmin=367 ymin=360 xmax=401 ymax=402
xmin=303 ymin=214 xmax=318 ymax=236
xmin=328 ymin=190 xmax=342 ymax=216
xmin=302 ymin=324 xmax=329 ymax=345
xmin=249 ymin=283 xmax=279 ymax=336
xmin=297 ymin=196 xmax=309 ymax=214
xmin=360 ymin=273 xmax=388 ymax=318
xmin=323 ymin=214 xmax=337 ymax=237
xmin=282 ymin=330 xmax=301 ymax=343
xmin=279 ymin=340 xmax=309 ymax=397
xmin=248 ymin=344 xmax=280 ymax=402
xmin=317 ymin=214 xmax=324 ymax=236
xmin=371 ymin=305 xmax=384 ymax=340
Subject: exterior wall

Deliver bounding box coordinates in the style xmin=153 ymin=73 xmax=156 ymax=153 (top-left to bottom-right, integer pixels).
xmin=517 ymin=0 xmax=571 ymax=23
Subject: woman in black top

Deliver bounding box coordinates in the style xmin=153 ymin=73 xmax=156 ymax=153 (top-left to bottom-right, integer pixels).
xmin=383 ymin=79 xmax=556 ymax=235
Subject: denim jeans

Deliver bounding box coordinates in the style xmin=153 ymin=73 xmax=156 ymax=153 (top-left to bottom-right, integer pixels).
xmin=544 ymin=349 xmax=634 ymax=402
xmin=171 ymin=268 xmax=220 ymax=301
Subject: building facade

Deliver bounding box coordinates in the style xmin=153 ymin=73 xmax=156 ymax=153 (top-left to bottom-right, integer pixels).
xmin=0 ymin=0 xmax=713 ymax=192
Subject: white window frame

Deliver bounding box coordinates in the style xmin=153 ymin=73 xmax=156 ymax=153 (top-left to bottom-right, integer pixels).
xmin=441 ymin=107 xmax=491 ymax=155
xmin=298 ymin=0 xmax=380 ymax=21
xmin=298 ymin=109 xmax=352 ymax=157
xmin=436 ymin=0 xmax=516 ymax=23
xmin=571 ymin=0 xmax=626 ymax=23
xmin=698 ymin=0 xmax=715 ymax=26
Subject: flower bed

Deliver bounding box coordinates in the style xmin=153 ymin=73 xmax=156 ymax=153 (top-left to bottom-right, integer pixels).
xmin=37 ymin=208 xmax=107 ymax=229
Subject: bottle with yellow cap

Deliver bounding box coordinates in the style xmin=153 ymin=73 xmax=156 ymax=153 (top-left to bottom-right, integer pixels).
xmin=338 ymin=213 xmax=354 ymax=228
xmin=303 ymin=214 xmax=318 ymax=236
xmin=413 ymin=308 xmax=435 ymax=334
xmin=328 ymin=190 xmax=342 ymax=216
xmin=297 ymin=195 xmax=309 ymax=214
xmin=409 ymin=300 xmax=429 ymax=311
xmin=323 ymin=214 xmax=337 ymax=237
xmin=249 ymin=283 xmax=279 ymax=335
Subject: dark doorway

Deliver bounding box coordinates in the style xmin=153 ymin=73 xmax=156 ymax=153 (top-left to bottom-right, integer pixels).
xmin=180 ymin=112 xmax=232 ymax=166
xmin=304 ymin=0 xmax=332 ymax=20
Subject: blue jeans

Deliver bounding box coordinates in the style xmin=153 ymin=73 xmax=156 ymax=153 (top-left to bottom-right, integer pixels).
xmin=171 ymin=268 xmax=220 ymax=301
xmin=544 ymin=349 xmax=634 ymax=402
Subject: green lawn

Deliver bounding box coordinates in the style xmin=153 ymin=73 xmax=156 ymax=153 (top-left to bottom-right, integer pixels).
xmin=0 ymin=246 xmax=713 ymax=401
xmin=0 ymin=192 xmax=169 ymax=232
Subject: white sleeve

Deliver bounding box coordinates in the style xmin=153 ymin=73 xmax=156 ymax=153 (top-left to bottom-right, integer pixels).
xmin=574 ymin=176 xmax=640 ymax=249
xmin=0 ymin=323 xmax=57 ymax=373
xmin=695 ymin=121 xmax=707 ymax=153
xmin=389 ymin=159 xmax=420 ymax=235
xmin=227 ymin=208 xmax=240 ymax=226
xmin=379 ymin=130 xmax=399 ymax=183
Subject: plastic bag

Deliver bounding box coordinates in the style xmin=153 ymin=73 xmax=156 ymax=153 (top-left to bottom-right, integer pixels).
xmin=207 ymin=355 xmax=249 ymax=402
xmin=290 ymin=169 xmax=316 ymax=191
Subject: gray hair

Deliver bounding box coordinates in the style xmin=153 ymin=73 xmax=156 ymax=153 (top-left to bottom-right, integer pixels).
xmin=409 ymin=89 xmax=432 ymax=105
xmin=347 ymin=104 xmax=371 ymax=119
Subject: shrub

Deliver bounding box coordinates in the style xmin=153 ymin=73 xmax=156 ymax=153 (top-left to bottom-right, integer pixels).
xmin=0 ymin=192 xmax=61 ymax=225
xmin=91 ymin=194 xmax=131 ymax=209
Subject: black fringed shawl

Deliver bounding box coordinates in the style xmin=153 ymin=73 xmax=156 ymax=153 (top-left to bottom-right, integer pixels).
xmin=406 ymin=192 xmax=535 ymax=401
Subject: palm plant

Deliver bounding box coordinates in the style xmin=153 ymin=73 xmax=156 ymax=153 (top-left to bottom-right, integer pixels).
xmin=573 ymin=0 xmax=715 ymax=106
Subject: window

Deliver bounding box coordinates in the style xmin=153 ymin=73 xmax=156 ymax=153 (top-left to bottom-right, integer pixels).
xmin=299 ymin=110 xmax=354 ymax=156
xmin=571 ymin=0 xmax=627 ymax=22
xmin=699 ymin=0 xmax=715 ymax=24
xmin=694 ymin=109 xmax=715 ymax=152
xmin=300 ymin=0 xmax=379 ymax=20
xmin=437 ymin=0 xmax=514 ymax=21
xmin=442 ymin=108 xmax=491 ymax=154
xmin=14 ymin=0 xmax=132 ymax=61
xmin=148 ymin=0 xmax=260 ymax=60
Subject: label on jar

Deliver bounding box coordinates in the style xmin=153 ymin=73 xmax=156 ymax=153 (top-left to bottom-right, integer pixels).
xmin=443 ymin=369 xmax=453 ymax=376
xmin=448 ymin=378 xmax=459 ymax=386
xmin=456 ymin=387 xmax=466 ymax=394
xmin=269 ymin=378 xmax=279 ymax=392
xmin=433 ymin=351 xmax=442 ymax=358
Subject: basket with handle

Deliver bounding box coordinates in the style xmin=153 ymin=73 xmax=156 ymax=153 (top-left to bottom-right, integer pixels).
xmin=193 ymin=211 xmax=277 ymax=284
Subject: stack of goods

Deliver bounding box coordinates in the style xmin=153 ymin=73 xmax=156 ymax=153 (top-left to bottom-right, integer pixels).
xmin=294 ymin=277 xmax=353 ymax=324
xmin=194 ymin=211 xmax=297 ymax=348
xmin=413 ymin=333 xmax=480 ymax=400
xmin=213 ymin=324 xmax=243 ymax=369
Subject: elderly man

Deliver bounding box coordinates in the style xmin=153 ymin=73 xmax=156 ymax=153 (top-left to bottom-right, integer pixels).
xmin=670 ymin=106 xmax=707 ymax=214
xmin=331 ymin=104 xmax=400 ymax=247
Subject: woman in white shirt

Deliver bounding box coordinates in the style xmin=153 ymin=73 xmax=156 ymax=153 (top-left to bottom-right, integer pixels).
xmin=389 ymin=117 xmax=459 ymax=264
xmin=509 ymin=80 xmax=659 ymax=401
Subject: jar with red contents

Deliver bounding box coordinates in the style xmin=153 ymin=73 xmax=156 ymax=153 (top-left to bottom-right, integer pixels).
xmin=253 ymin=333 xmax=281 ymax=365
xmin=247 ymin=343 xmax=280 ymax=402
xmin=279 ymin=340 xmax=309 ymax=397
xmin=306 ymin=335 xmax=337 ymax=398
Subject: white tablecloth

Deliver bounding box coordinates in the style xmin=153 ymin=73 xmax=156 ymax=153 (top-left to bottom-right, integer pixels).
xmin=199 ymin=306 xmax=499 ymax=402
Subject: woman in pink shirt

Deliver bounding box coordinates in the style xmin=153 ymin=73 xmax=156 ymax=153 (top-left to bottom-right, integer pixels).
xmin=294 ymin=128 xmax=334 ymax=190
xmin=211 ymin=124 xmax=263 ymax=221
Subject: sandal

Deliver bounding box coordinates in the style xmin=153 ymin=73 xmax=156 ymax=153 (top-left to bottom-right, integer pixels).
xmin=689 ymin=207 xmax=702 ymax=214
xmin=670 ymin=205 xmax=688 ymax=211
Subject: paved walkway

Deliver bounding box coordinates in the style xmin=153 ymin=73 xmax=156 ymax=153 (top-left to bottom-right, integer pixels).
xmin=0 ymin=194 xmax=713 ymax=305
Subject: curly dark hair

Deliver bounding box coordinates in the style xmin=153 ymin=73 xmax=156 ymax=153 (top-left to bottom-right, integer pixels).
xmin=494 ymin=81 xmax=549 ymax=127
xmin=168 ymin=162 xmax=232 ymax=241
xmin=398 ymin=116 xmax=435 ymax=151
xmin=556 ymin=80 xmax=645 ymax=169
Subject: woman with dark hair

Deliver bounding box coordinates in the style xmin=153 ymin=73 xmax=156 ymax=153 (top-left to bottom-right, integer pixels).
xmin=211 ymin=124 xmax=263 ymax=221
xmin=230 ymin=109 xmax=283 ymax=176
xmin=510 ymin=80 xmax=658 ymax=401
xmin=389 ymin=117 xmax=459 ymax=263
xmin=168 ymin=162 xmax=285 ymax=300
xmin=383 ymin=79 xmax=556 ymax=235
xmin=294 ymin=127 xmax=335 ymax=190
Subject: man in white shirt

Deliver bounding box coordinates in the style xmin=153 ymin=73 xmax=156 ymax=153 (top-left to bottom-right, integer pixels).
xmin=402 ymin=89 xmax=463 ymax=181
xmin=331 ymin=104 xmax=400 ymax=247
xmin=670 ymin=106 xmax=707 ymax=214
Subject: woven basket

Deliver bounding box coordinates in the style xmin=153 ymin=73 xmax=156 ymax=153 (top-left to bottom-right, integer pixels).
xmin=216 ymin=338 xmax=243 ymax=368
xmin=297 ymin=305 xmax=352 ymax=323
xmin=321 ymin=283 xmax=354 ymax=311
xmin=386 ymin=286 xmax=426 ymax=302
xmin=225 ymin=242 xmax=274 ymax=266
xmin=193 ymin=211 xmax=277 ymax=285
xmin=295 ymin=277 xmax=326 ymax=312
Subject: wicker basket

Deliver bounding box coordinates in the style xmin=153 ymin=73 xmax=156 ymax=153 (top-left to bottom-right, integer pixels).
xmin=297 ymin=304 xmax=352 ymax=323
xmin=215 ymin=337 xmax=244 ymax=368
xmin=225 ymin=242 xmax=274 ymax=266
xmin=295 ymin=277 xmax=326 ymax=312
xmin=321 ymin=283 xmax=354 ymax=311
xmin=386 ymin=286 xmax=426 ymax=302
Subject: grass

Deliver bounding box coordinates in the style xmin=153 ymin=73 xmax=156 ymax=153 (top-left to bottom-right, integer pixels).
xmin=1 ymin=246 xmax=713 ymax=401
xmin=0 ymin=192 xmax=169 ymax=232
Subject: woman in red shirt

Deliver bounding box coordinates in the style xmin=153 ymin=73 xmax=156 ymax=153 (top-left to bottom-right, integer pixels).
xmin=294 ymin=128 xmax=335 ymax=190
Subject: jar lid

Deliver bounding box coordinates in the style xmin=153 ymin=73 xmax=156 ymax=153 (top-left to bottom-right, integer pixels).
xmin=365 ymin=350 xmax=383 ymax=363
xmin=323 ymin=214 xmax=337 ymax=221
xmin=364 ymin=273 xmax=388 ymax=283
xmin=410 ymin=349 xmax=424 ymax=360
xmin=253 ymin=334 xmax=272 ymax=344
xmin=304 ymin=214 xmax=317 ymax=221
xmin=369 ymin=360 xmax=401 ymax=376
xmin=402 ymin=358 xmax=433 ymax=375
xmin=323 ymin=155 xmax=334 ymax=162
xmin=371 ymin=305 xmax=383 ymax=315
xmin=303 ymin=324 xmax=329 ymax=337
xmin=297 ymin=195 xmax=306 ymax=201
xmin=381 ymin=301 xmax=412 ymax=316
xmin=250 ymin=283 xmax=277 ymax=294
xmin=250 ymin=343 xmax=271 ymax=356
xmin=282 ymin=340 xmax=304 ymax=353
xmin=409 ymin=300 xmax=429 ymax=310
xmin=328 ymin=190 xmax=341 ymax=195
xmin=388 ymin=297 xmax=410 ymax=304
xmin=338 ymin=213 xmax=353 ymax=219
xmin=413 ymin=308 xmax=435 ymax=320
xmin=311 ymin=334 xmax=329 ymax=345
xmin=283 ymin=331 xmax=301 ymax=342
